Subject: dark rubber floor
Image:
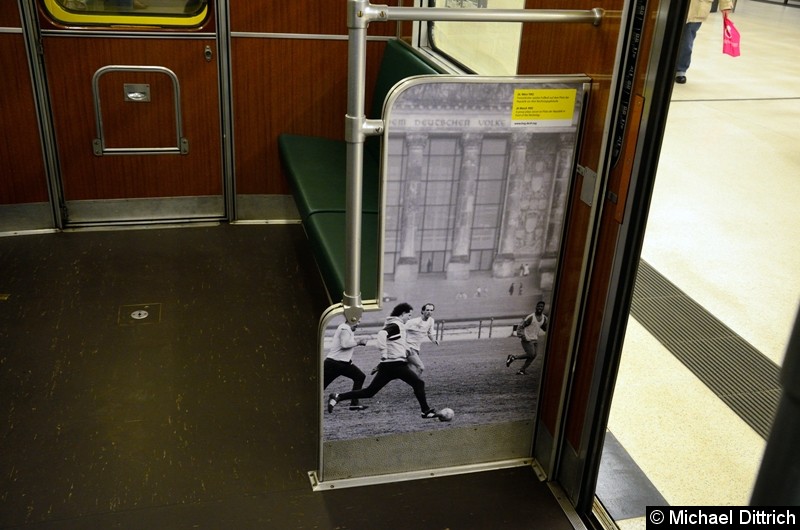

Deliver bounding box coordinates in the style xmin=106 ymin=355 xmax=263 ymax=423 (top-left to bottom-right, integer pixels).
xmin=0 ymin=224 xmax=576 ymax=529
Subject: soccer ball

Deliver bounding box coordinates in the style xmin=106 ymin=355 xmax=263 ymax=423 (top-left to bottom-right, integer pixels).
xmin=437 ymin=407 xmax=454 ymax=422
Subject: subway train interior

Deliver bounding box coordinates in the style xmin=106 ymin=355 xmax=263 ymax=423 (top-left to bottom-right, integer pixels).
xmin=2 ymin=0 xmax=798 ymax=529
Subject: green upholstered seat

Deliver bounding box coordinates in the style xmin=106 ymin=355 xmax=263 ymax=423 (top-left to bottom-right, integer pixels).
xmin=304 ymin=212 xmax=379 ymax=302
xmin=278 ymin=135 xmax=381 ymax=222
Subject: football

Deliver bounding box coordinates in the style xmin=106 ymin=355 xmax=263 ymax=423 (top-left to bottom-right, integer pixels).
xmin=437 ymin=407 xmax=454 ymax=422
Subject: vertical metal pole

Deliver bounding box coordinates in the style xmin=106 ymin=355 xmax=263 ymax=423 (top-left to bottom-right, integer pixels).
xmin=343 ymin=0 xmax=369 ymax=323
xmin=18 ymin=0 xmax=65 ymax=229
xmin=216 ymin=0 xmax=237 ymax=221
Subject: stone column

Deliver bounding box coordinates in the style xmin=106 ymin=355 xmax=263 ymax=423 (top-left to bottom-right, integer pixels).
xmin=544 ymin=133 xmax=575 ymax=256
xmin=539 ymin=133 xmax=575 ymax=293
xmin=492 ymin=133 xmax=529 ymax=278
xmin=447 ymin=133 xmax=482 ymax=280
xmin=394 ymin=134 xmax=427 ymax=282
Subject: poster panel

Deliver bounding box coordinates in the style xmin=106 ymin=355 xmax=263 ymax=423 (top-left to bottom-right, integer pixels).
xmin=317 ymin=76 xmax=590 ymax=487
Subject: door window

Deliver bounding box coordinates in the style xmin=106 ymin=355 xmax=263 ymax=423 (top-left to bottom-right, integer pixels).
xmin=428 ymin=0 xmax=525 ymax=75
xmin=46 ymin=0 xmax=208 ymax=27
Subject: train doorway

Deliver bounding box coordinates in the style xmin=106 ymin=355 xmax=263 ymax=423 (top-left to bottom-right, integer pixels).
xmin=37 ymin=0 xmax=224 ymax=225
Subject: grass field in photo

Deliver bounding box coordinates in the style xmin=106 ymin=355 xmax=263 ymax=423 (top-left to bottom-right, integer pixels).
xmin=323 ymin=336 xmax=543 ymax=441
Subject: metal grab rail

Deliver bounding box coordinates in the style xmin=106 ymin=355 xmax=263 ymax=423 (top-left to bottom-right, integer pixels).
xmin=92 ymin=65 xmax=189 ymax=157
xmin=367 ymin=6 xmax=603 ymax=24
xmin=342 ymin=0 xmax=605 ymax=323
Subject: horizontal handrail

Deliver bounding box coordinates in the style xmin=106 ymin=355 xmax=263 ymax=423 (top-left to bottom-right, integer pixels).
xmin=348 ymin=1 xmax=606 ymax=36
xmin=374 ymin=6 xmax=604 ymax=25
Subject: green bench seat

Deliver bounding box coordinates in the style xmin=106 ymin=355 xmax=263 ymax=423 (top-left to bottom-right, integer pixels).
xmin=279 ymin=39 xmax=443 ymax=303
xmin=278 ymin=135 xmax=381 ymax=221
xmin=305 ymin=212 xmax=379 ymax=303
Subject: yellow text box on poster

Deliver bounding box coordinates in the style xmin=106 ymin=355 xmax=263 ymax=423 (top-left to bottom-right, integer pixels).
xmin=512 ymin=89 xmax=576 ymax=123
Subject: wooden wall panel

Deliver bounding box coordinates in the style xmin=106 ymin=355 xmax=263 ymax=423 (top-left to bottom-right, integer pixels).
xmin=230 ymin=0 xmax=398 ymax=36
xmin=232 ymin=38 xmax=387 ymax=195
xmin=43 ymin=37 xmax=222 ymax=200
xmin=0 ymin=33 xmax=49 ymax=204
xmin=0 ymin=2 xmax=20 ymax=27
xmin=230 ymin=0 xmax=402 ymax=196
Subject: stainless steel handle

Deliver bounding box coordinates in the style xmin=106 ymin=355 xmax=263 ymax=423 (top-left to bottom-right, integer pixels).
xmin=92 ymin=66 xmax=189 ymax=156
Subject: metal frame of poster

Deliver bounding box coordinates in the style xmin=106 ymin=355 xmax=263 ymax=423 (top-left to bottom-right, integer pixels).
xmin=312 ymin=75 xmax=590 ymax=490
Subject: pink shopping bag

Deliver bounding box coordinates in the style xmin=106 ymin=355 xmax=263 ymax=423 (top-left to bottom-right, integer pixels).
xmin=723 ymin=12 xmax=741 ymax=57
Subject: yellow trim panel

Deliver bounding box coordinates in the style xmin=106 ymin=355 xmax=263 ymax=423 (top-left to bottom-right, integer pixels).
xmin=45 ymin=0 xmax=208 ymax=28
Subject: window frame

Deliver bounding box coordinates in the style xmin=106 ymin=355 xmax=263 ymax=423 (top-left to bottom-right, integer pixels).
xmin=43 ymin=0 xmax=210 ymax=28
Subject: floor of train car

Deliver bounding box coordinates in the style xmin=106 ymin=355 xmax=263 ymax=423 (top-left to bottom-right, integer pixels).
xmin=0 ymin=224 xmax=576 ymax=530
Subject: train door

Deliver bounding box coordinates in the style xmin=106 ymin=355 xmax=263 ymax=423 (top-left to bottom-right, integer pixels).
xmin=516 ymin=0 xmax=691 ymax=524
xmin=36 ymin=0 xmax=223 ymax=225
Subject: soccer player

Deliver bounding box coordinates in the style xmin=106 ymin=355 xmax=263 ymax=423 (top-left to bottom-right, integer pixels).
xmin=404 ymin=303 xmax=439 ymax=373
xmin=506 ymin=301 xmax=548 ymax=375
xmin=327 ymin=303 xmax=439 ymax=419
xmin=324 ymin=319 xmax=369 ymax=411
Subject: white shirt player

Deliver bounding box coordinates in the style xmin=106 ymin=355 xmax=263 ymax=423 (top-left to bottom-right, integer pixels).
xmin=406 ymin=316 xmax=436 ymax=351
xmin=326 ymin=322 xmax=365 ymax=362
xmin=521 ymin=310 xmax=548 ymax=342
xmin=405 ymin=304 xmax=439 ymax=352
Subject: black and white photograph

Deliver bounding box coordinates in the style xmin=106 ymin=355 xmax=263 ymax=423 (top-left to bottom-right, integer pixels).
xmin=322 ymin=78 xmax=588 ymax=453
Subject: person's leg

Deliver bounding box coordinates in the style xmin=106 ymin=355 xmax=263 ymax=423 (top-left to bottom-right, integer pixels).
xmin=519 ymin=342 xmax=537 ymax=373
xmin=323 ymin=358 xmax=345 ymax=389
xmin=516 ymin=340 xmax=536 ymax=374
xmin=395 ymin=363 xmax=433 ymax=414
xmin=506 ymin=351 xmax=528 ymax=367
xmin=507 ymin=336 xmax=531 ymax=367
xmin=676 ymin=22 xmax=702 ymax=78
xmin=407 ymin=348 xmax=424 ymax=374
xmin=329 ymin=364 xmax=393 ymax=411
xmin=340 ymin=362 xmax=367 ymax=408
